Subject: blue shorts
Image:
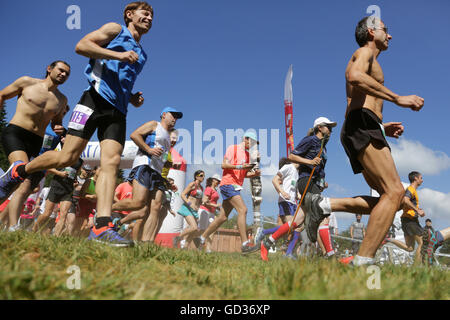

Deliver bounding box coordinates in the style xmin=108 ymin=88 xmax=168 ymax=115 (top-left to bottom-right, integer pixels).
xmin=178 ymin=204 xmax=199 ymax=219
xmin=278 ymin=201 xmax=297 ymax=216
xmin=220 ymin=185 xmax=241 ymax=201
xmin=129 ymin=165 xmax=167 ymax=192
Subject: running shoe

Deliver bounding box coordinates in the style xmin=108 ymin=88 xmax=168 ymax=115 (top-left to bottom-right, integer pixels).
xmin=254 ymin=226 xmax=264 ymax=245
xmin=241 ymin=242 xmax=259 ymax=254
xmin=303 ymin=193 xmax=329 ymax=243
xmin=421 ymin=229 xmax=439 ymax=265
xmin=0 ymin=161 xmax=26 ymax=199
xmin=339 ymin=255 xmax=354 ymax=265
xmin=284 ymin=253 xmax=297 ymax=260
xmin=88 ymin=223 xmax=134 ymax=247
xmin=260 ymin=237 xmax=273 ymax=261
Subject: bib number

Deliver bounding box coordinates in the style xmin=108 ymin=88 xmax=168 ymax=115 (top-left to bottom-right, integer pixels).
xmin=68 ymin=104 xmax=94 ymax=131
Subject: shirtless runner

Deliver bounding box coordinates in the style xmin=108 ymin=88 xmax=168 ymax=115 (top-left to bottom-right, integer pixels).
xmin=302 ymin=16 xmax=424 ymax=266
xmin=0 ymin=60 xmax=70 ymax=211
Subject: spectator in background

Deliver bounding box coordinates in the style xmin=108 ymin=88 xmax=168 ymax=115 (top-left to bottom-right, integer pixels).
xmin=350 ymin=214 xmax=365 ymax=255
xmin=424 ymin=219 xmax=434 ymax=233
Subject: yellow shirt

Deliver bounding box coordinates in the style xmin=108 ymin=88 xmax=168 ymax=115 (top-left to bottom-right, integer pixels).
xmin=402 ymin=185 xmax=419 ymax=219
xmin=161 ymin=151 xmax=172 ymax=180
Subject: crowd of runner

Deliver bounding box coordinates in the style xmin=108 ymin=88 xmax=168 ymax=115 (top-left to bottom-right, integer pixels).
xmin=0 ymin=2 xmax=448 ymax=267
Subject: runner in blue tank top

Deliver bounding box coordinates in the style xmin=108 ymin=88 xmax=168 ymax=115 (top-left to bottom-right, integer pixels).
xmin=2 ymin=2 xmax=154 ymax=247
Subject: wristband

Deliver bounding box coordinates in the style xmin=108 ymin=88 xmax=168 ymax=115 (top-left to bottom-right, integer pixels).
xmin=235 ymin=165 xmax=243 ymax=169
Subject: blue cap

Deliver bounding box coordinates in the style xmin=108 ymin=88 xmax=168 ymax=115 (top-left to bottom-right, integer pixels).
xmin=243 ymin=130 xmax=259 ymax=144
xmin=161 ymin=107 xmax=183 ymax=119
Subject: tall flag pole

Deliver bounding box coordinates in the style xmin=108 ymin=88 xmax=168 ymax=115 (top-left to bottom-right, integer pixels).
xmin=284 ymin=65 xmax=294 ymax=156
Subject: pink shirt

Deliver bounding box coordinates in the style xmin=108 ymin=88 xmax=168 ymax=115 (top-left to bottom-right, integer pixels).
xmin=200 ymin=186 xmax=219 ymax=213
xmin=115 ymin=182 xmax=133 ymax=215
xmin=220 ymin=144 xmax=249 ymax=187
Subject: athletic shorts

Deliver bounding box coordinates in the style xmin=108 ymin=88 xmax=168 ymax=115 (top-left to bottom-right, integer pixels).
xmin=67 ymin=87 xmax=126 ymax=146
xmin=198 ymin=208 xmax=215 ymax=230
xmin=178 ymin=203 xmax=199 ymax=219
xmin=401 ymin=217 xmax=423 ymax=237
xmin=47 ymin=185 xmax=73 ymax=203
xmin=129 ymin=165 xmax=167 ymax=193
xmin=297 ymin=176 xmax=321 ymax=196
xmin=1 ymin=124 xmax=43 ymax=158
xmin=340 ymin=108 xmax=390 ymax=174
xmin=278 ymin=201 xmax=297 ymax=216
xmin=219 ymin=184 xmax=241 ymax=201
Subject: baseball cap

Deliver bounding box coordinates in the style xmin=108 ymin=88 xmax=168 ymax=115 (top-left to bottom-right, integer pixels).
xmin=243 ymin=130 xmax=259 ymax=144
xmin=313 ymin=117 xmax=337 ymax=128
xmin=161 ymin=107 xmax=183 ymax=119
xmin=212 ymin=174 xmax=221 ymax=182
xmin=82 ymin=164 xmax=93 ymax=171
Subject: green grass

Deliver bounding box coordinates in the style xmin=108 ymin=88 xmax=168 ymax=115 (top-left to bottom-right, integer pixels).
xmin=0 ymin=231 xmax=448 ymax=300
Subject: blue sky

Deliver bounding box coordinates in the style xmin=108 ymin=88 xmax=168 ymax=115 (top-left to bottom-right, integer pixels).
xmin=1 ymin=0 xmax=449 ymax=232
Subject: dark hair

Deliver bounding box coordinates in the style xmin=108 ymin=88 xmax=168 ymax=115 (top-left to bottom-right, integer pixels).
xmin=355 ymin=16 xmax=381 ymax=47
xmin=205 ymin=177 xmax=213 ymax=187
xmin=194 ymin=170 xmax=204 ymax=179
xmin=278 ymin=157 xmax=291 ymax=169
xmin=425 ymin=219 xmax=432 ymax=223
xmin=124 ymin=1 xmax=153 ymax=26
xmin=408 ymin=171 xmax=421 ymax=183
xmin=45 ymin=60 xmax=70 ymax=78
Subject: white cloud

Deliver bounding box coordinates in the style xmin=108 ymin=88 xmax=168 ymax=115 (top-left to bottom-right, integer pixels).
xmin=418 ymin=188 xmax=450 ymax=222
xmin=391 ymin=139 xmax=450 ymax=176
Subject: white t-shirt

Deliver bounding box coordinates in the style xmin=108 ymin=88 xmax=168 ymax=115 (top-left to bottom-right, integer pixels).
xmin=277 ymin=164 xmax=299 ymax=204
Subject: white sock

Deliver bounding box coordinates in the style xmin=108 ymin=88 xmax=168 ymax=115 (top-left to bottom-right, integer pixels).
xmin=199 ymin=236 xmax=205 ymax=244
xmin=319 ymin=197 xmax=332 ymax=215
xmin=353 ymin=255 xmax=375 ymax=266
xmin=180 ymin=239 xmax=186 ymax=248
xmin=242 ymin=240 xmax=249 ymax=246
xmin=269 ymin=236 xmax=275 ymax=243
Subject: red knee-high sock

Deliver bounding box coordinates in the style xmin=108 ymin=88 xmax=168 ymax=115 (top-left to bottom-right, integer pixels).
xmin=272 ymin=222 xmax=297 ymax=241
xmin=319 ymin=224 xmax=334 ymax=256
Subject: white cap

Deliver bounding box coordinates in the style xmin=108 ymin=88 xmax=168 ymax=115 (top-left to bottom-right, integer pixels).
xmin=313 ymin=117 xmax=337 ymax=128
xmin=212 ymin=174 xmax=221 ymax=181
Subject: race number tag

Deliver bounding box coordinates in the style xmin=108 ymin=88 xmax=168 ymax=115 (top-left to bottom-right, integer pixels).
xmin=42 ymin=134 xmax=55 ymax=150
xmin=68 ymin=104 xmax=94 ymax=131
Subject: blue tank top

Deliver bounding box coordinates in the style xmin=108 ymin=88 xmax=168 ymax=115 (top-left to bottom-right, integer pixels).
xmin=39 ymin=125 xmax=61 ymax=155
xmin=84 ymin=25 xmax=147 ymax=115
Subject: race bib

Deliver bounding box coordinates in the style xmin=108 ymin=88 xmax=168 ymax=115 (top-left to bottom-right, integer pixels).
xmin=68 ymin=104 xmax=94 ymax=131
xmin=42 ymin=134 xmax=54 ymax=150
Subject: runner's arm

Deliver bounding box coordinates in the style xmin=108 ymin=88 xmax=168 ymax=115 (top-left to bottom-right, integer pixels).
xmin=346 ymin=48 xmax=399 ymax=102
xmin=180 ymin=182 xmax=195 ymax=205
xmin=403 ymin=196 xmax=424 ymax=216
xmin=0 ymin=76 xmax=35 ymax=107
xmin=346 ymin=48 xmax=423 ymax=109
xmin=272 ymin=173 xmax=289 ymax=200
xmin=75 ymin=23 xmax=138 ymax=63
xmin=130 ymin=121 xmax=163 ymax=157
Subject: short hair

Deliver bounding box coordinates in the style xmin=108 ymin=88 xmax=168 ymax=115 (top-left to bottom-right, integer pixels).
xmin=425 ymin=219 xmax=432 ymax=223
xmin=408 ymin=171 xmax=421 ymax=183
xmin=355 ymin=16 xmax=381 ymax=47
xmin=45 ymin=60 xmax=70 ymax=78
xmin=123 ymin=1 xmax=153 ymax=26
xmin=278 ymin=157 xmax=291 ymax=169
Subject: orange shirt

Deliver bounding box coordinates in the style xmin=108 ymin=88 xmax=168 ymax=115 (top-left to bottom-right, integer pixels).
xmin=220 ymin=144 xmax=249 ymax=187
xmin=115 ymin=182 xmax=133 ymax=215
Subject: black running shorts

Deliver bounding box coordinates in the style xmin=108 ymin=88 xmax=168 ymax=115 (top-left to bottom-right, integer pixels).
xmin=67 ymin=87 xmax=126 ymax=146
xmin=401 ymin=217 xmax=424 ymax=237
xmin=1 ymin=124 xmax=43 ymax=159
xmin=340 ymin=108 xmax=390 ymax=174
